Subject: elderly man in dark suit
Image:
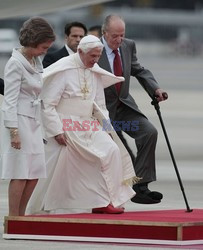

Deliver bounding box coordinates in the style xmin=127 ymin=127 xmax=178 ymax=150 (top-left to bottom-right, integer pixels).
xmin=98 ymin=14 xmax=168 ymax=204
xmin=43 ymin=22 xmax=87 ymax=68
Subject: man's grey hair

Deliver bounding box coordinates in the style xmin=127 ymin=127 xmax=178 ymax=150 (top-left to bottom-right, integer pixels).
xmin=102 ymin=14 xmax=125 ymax=33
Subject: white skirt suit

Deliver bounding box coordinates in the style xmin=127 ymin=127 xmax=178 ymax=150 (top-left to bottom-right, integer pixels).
xmin=0 ymin=48 xmax=46 ymax=179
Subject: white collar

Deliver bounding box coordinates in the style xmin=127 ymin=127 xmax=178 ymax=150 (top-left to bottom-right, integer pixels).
xmin=65 ymin=44 xmax=75 ymax=55
xmin=102 ymin=37 xmax=120 ymax=55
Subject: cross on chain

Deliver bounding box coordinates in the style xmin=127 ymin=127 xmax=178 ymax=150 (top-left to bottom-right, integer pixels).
xmin=81 ymin=82 xmax=89 ymax=99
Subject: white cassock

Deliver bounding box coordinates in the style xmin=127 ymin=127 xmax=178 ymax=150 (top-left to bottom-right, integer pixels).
xmin=27 ymin=53 xmax=137 ymax=214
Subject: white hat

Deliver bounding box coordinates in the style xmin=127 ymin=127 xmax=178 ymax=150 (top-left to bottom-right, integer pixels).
xmin=78 ymin=35 xmax=103 ymax=53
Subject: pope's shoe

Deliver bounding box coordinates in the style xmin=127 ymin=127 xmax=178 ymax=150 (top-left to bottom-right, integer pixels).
xmin=92 ymin=204 xmax=124 ymax=214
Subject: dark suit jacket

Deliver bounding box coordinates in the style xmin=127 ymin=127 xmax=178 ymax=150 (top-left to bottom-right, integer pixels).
xmin=0 ymin=78 xmax=4 ymax=95
xmin=43 ymin=46 xmax=69 ymax=68
xmin=98 ymin=38 xmax=160 ymax=120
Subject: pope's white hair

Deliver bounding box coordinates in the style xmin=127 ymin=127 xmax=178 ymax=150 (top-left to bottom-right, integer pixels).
xmin=77 ymin=34 xmax=104 ymax=53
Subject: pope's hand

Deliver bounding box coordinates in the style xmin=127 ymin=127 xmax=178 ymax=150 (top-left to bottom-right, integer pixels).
xmin=55 ymin=133 xmax=68 ymax=146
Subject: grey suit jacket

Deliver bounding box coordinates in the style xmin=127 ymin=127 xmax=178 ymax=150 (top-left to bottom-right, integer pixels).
xmin=98 ymin=38 xmax=160 ymax=120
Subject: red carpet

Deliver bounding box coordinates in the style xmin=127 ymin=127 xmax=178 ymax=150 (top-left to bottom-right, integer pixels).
xmin=26 ymin=208 xmax=203 ymax=222
xmin=3 ymin=209 xmax=203 ymax=245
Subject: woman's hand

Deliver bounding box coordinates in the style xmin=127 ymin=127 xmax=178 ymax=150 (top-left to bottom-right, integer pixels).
xmin=10 ymin=128 xmax=21 ymax=150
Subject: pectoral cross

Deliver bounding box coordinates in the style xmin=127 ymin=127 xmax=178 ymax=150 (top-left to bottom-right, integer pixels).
xmin=81 ymin=83 xmax=89 ymax=99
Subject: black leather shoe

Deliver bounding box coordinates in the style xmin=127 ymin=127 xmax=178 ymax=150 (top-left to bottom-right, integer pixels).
xmin=131 ymin=190 xmax=161 ymax=204
xmin=131 ymin=183 xmax=163 ymax=204
xmin=148 ymin=190 xmax=163 ymax=200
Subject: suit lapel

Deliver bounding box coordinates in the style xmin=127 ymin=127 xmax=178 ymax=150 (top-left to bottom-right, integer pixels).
xmin=100 ymin=49 xmax=117 ymax=93
xmin=119 ymin=43 xmax=128 ymax=95
xmin=120 ymin=43 xmax=127 ymax=77
xmin=60 ymin=46 xmax=69 ymax=57
xmin=99 ymin=42 xmax=127 ymax=95
xmin=100 ymin=49 xmax=111 ymax=72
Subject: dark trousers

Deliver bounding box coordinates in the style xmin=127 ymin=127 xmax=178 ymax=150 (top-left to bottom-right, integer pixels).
xmin=114 ymin=104 xmax=158 ymax=183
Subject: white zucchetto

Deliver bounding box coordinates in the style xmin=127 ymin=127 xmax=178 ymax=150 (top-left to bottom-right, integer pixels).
xmin=78 ymin=35 xmax=104 ymax=52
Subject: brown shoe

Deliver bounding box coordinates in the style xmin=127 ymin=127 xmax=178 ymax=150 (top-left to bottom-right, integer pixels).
xmin=92 ymin=204 xmax=124 ymax=214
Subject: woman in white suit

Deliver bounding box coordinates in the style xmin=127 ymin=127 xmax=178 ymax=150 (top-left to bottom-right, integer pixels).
xmin=0 ymin=17 xmax=55 ymax=216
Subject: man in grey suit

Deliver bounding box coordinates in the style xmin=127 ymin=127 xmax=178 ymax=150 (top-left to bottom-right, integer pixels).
xmin=98 ymin=15 xmax=168 ymax=204
xmin=43 ymin=22 xmax=87 ymax=68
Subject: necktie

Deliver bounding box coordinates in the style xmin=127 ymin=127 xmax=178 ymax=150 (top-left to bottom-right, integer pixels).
xmin=113 ymin=49 xmax=122 ymax=94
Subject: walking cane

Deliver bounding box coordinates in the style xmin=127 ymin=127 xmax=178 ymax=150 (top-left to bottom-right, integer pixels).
xmin=150 ymin=92 xmax=193 ymax=213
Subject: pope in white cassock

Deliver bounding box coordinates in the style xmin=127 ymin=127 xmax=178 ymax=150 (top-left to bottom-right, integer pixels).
xmin=28 ymin=35 xmax=139 ymax=215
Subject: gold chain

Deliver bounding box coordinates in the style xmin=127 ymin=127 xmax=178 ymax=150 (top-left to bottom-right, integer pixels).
xmin=80 ymin=75 xmax=90 ymax=100
xmin=74 ymin=56 xmax=91 ymax=99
